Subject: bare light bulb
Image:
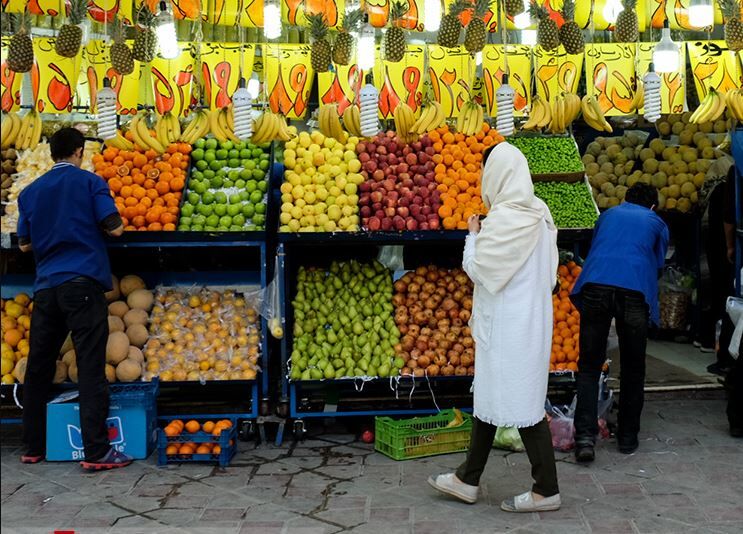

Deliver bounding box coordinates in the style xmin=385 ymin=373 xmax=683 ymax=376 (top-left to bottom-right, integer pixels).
xmin=424 ymin=0 xmax=442 ymax=33
xmin=521 ymin=29 xmax=537 ymax=45
xmin=156 ymin=1 xmax=179 ymax=59
xmin=264 ymin=1 xmax=282 ymax=40
xmin=357 ymin=23 xmax=376 ymax=70
xmin=514 ymin=0 xmax=531 ymax=29
xmin=603 ymin=0 xmax=623 ymax=24
xmin=653 ymin=21 xmax=680 ymax=73
xmin=97 ymin=77 xmax=118 ymax=140
xmin=688 ymin=0 xmax=714 ymax=28
xmin=247 ymin=73 xmax=261 ymax=99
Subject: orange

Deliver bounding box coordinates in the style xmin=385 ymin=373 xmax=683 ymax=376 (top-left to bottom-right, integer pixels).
xmin=164 ymin=425 xmax=180 ymax=437
xmin=165 ymin=444 xmax=179 ymax=456
xmin=178 ymin=444 xmax=194 ymax=456
xmin=196 ymin=444 xmax=212 ymax=454
xmin=184 ymin=420 xmax=200 ymax=433
xmin=170 ymin=419 xmax=184 ymax=431
xmin=202 ymin=421 xmax=215 ymax=433
xmin=212 ymin=445 xmax=221 ymax=455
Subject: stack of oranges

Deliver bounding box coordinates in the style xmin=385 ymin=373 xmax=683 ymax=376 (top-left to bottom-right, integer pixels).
xmin=163 ymin=419 xmax=233 ymax=458
xmin=429 ymin=125 xmax=504 ymax=230
xmin=550 ymin=261 xmax=582 ymax=373
xmin=92 ymin=141 xmax=191 ymax=231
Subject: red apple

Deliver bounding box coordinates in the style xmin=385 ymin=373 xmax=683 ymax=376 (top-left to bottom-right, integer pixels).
xmin=393 ymin=216 xmax=406 ymax=231
xmin=367 ymin=217 xmax=381 ymax=231
xmin=406 ymin=219 xmax=418 ymax=230
xmin=381 ymin=217 xmax=393 ymax=231
xmin=397 ymin=206 xmax=409 ymax=217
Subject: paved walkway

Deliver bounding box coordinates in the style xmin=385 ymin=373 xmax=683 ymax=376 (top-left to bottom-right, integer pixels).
xmin=1 ymin=397 xmax=741 ymax=533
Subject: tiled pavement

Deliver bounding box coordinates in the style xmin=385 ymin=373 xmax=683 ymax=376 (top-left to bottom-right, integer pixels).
xmin=1 ymin=398 xmax=742 ymax=533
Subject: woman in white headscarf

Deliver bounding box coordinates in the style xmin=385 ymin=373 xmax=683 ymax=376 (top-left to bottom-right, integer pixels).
xmin=428 ymin=142 xmax=561 ymax=513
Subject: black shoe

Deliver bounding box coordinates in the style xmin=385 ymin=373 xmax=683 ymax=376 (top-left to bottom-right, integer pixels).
xmin=730 ymin=426 xmax=743 ymax=438
xmin=707 ymin=362 xmax=732 ymax=376
xmin=618 ymin=435 xmax=639 ymax=454
xmin=575 ymin=444 xmax=595 ymax=463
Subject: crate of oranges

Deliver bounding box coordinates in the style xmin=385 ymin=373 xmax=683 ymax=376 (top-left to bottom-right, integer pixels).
xmin=157 ymin=418 xmax=237 ymax=467
xmin=550 ymin=257 xmax=582 ymax=374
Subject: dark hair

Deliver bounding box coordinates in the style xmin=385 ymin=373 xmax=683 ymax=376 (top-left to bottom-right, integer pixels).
xmin=49 ymin=127 xmax=86 ymax=161
xmin=625 ymin=183 xmax=658 ymax=209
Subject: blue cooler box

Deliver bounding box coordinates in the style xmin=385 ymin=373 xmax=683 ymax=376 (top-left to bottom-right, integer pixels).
xmin=46 ymin=381 xmax=158 ymax=461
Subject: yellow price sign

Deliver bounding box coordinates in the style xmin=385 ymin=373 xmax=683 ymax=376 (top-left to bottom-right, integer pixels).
xmin=534 ymin=45 xmax=584 ymax=101
xmin=149 ymin=45 xmax=195 ymax=117
xmin=32 ymin=37 xmax=82 ymax=113
xmin=585 ymin=43 xmax=637 ymax=116
xmin=318 ymin=63 xmax=364 ymax=113
xmin=364 ymin=0 xmax=424 ymax=30
xmin=373 ymin=45 xmax=425 ymax=118
xmin=579 ymin=0 xmax=647 ymax=31
xmin=206 ymin=0 xmax=263 ymax=25
xmin=637 ymin=43 xmax=686 ymax=114
xmin=283 ymin=0 xmax=344 ymax=28
xmin=1 ymin=37 xmax=23 ymax=112
xmin=427 ymin=45 xmax=475 ymax=118
xmin=647 ymin=0 xmax=724 ymax=30
xmin=687 ymin=41 xmax=742 ymax=100
xmin=264 ymin=44 xmax=315 ymax=120
xmin=88 ymin=0 xmax=127 ymax=23
xmin=200 ymin=43 xmax=256 ymax=110
xmin=481 ymin=44 xmax=531 ymax=117
xmin=80 ymin=40 xmax=141 ymax=115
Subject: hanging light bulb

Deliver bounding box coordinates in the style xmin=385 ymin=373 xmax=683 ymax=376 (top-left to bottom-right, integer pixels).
xmin=475 ymin=51 xmax=483 ymax=66
xmin=232 ymin=78 xmax=253 ymax=140
xmin=495 ymin=73 xmax=515 ymax=136
xmin=643 ymin=64 xmax=662 ymax=123
xmin=424 ymin=0 xmax=442 ymax=33
xmin=688 ymin=0 xmax=714 ymax=28
xmin=247 ymin=73 xmax=261 ymax=100
xmin=359 ymin=75 xmax=380 ymax=138
xmin=602 ymin=0 xmax=623 ymax=24
xmin=156 ymin=1 xmax=179 ymax=59
xmin=264 ymin=0 xmax=283 ymax=40
xmin=653 ymin=20 xmax=680 ymax=73
xmin=357 ymin=19 xmax=376 ymax=71
xmin=97 ymin=77 xmax=118 ymax=140
xmin=521 ymin=29 xmax=537 ymax=46
xmin=514 ymin=0 xmax=532 ymax=29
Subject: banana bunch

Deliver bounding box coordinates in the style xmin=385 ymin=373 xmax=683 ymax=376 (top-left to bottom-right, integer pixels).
xmin=104 ymin=130 xmax=134 ymax=150
xmin=691 ymin=88 xmax=726 ymax=124
xmin=393 ymin=102 xmax=417 ymax=143
xmin=209 ymin=107 xmax=241 ymax=144
xmin=8 ymin=110 xmax=42 ymax=151
xmin=725 ymin=88 xmax=743 ymax=121
xmin=130 ymin=113 xmax=166 ymax=154
xmin=456 ymin=100 xmax=484 ymax=136
xmin=548 ymin=92 xmax=582 ymax=134
xmin=581 ymin=95 xmax=613 ymax=132
xmin=630 ymin=79 xmax=644 ymax=112
xmin=410 ymin=101 xmax=446 ymax=135
xmin=251 ymin=110 xmax=294 ymax=145
xmin=155 ymin=111 xmax=181 ymax=146
xmin=179 ymin=110 xmax=211 ymax=144
xmin=444 ymin=408 xmax=465 ymax=428
xmin=521 ymin=95 xmax=552 ymax=131
xmin=318 ymin=104 xmax=347 ymax=142
xmin=342 ymin=105 xmax=363 ymax=137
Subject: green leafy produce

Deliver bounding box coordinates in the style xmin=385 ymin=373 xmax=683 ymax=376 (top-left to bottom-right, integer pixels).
xmin=534 ymin=181 xmax=598 ymax=228
xmin=509 ymin=136 xmax=584 ymax=174
xmin=290 ymin=260 xmax=401 ymax=380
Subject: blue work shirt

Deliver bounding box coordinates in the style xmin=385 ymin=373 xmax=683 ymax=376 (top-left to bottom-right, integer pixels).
xmin=17 ymin=162 xmax=117 ymax=291
xmin=571 ymin=202 xmax=669 ymax=325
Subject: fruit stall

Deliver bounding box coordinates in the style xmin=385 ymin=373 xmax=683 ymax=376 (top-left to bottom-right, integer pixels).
xmin=1 ymin=0 xmax=742 ymax=450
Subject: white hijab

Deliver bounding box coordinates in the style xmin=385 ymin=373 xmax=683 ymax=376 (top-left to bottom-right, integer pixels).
xmin=472 ymin=142 xmax=557 ymax=295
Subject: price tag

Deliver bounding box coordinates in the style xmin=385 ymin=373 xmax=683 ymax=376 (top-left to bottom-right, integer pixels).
xmin=264 ymin=44 xmax=315 ymax=119
xmin=283 ymin=0 xmax=344 ymax=28
xmin=200 ymin=43 xmax=256 ymax=110
xmin=32 ymin=37 xmax=82 ymax=113
xmin=585 ymin=43 xmax=637 ymax=116
xmin=374 ymin=45 xmax=425 ymax=119
xmin=149 ymin=45 xmax=194 ymax=117
xmin=687 ymin=41 xmax=742 ymax=101
xmin=427 ymin=45 xmax=475 ymax=118
xmin=1 ymin=37 xmax=23 ymax=112
xmin=534 ymin=45 xmax=584 ymax=102
xmin=80 ymin=40 xmax=140 ymax=115
xmin=318 ymin=64 xmax=364 ymax=113
xmin=481 ymin=44 xmax=531 ymax=117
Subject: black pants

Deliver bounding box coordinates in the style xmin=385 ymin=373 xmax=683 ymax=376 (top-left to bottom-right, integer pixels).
xmin=23 ymin=279 xmax=110 ymax=461
xmin=456 ymin=417 xmax=559 ymax=497
xmin=575 ymin=284 xmax=649 ymax=445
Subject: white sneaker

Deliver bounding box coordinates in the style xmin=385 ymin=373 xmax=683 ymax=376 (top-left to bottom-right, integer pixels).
xmin=427 ymin=473 xmax=478 ymax=504
xmin=500 ymin=491 xmax=561 ymax=513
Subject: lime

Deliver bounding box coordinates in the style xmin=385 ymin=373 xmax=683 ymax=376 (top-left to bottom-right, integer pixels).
xmin=181 ymin=205 xmax=194 ymax=218
xmin=191 ymin=148 xmax=204 ymax=161
xmin=195 ymin=160 xmax=208 ymax=171
xmin=228 ymin=149 xmax=240 ymax=159
xmin=220 ymin=140 xmax=234 ymax=150
xmin=228 ymin=158 xmax=241 ymax=168
xmin=216 ymin=149 xmax=228 ymax=160
xmin=235 ymin=179 xmax=246 ymax=189
xmin=255 ymin=202 xmax=266 ymax=215
xmin=240 ymin=149 xmax=251 ymax=159
xmin=227 ymin=204 xmax=242 ymax=217
xmin=187 ymin=192 xmax=200 ymax=205
xmin=245 ymin=180 xmax=257 ymax=192
xmin=253 ymin=214 xmax=265 ymax=226
xmin=232 ymin=214 xmax=246 ymax=226
xmin=223 ymin=180 xmax=234 ymax=188
xmin=194 ymin=138 xmax=206 ymax=149
xmin=258 ymin=181 xmax=268 ymax=193
xmin=204 ymin=138 xmax=217 ymax=150
xmin=209 ymin=159 xmax=222 ymax=171
xmin=252 ymin=169 xmax=265 ymax=180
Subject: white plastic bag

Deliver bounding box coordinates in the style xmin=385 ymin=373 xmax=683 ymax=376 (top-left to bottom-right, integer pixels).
xmin=727 ymin=297 xmax=743 ymax=360
xmin=493 ymin=426 xmax=525 ymax=452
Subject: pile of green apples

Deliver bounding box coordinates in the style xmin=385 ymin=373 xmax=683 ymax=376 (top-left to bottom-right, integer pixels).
xmin=289 ymin=260 xmax=402 ymax=380
xmin=179 ymin=138 xmax=270 ymax=232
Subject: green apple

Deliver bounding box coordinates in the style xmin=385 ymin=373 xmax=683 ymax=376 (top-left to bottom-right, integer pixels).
xmin=219 ymin=215 xmax=233 ymax=227
xmin=192 ymin=182 xmax=207 ymax=195
xmin=220 ymin=140 xmax=233 ymax=150
xmin=235 ymin=179 xmax=246 ymax=189
xmin=194 ymin=138 xmax=206 ymax=149
xmin=210 ymin=176 xmax=224 ymax=189
xmin=179 ymin=216 xmax=192 ymax=227
xmin=203 ymin=169 xmax=215 ymax=180
xmin=192 ymin=214 xmax=206 ymax=226
xmin=178 ymin=224 xmax=190 ymax=231
xmin=229 ymin=194 xmax=241 ymax=204
xmin=242 ymin=204 xmax=255 ymax=218
xmin=252 ymin=214 xmax=265 ymax=226
xmin=204 ymin=138 xmax=217 ymax=150
xmin=202 ymin=191 xmax=215 ymax=205
xmin=232 ymin=214 xmax=245 ymax=226
xmin=216 ymin=149 xmax=228 ymax=160
xmin=245 ymin=180 xmax=257 ymax=193
xmin=254 ymin=202 xmax=266 ymax=215
xmin=206 ymin=215 xmax=220 ymax=227
xmin=197 ymin=204 xmax=213 ymax=216
xmin=227 ymin=204 xmax=241 ymax=217
xmin=187 ymin=192 xmax=199 ymax=205
xmin=214 ymin=204 xmax=227 ymax=216
xmin=258 ymin=181 xmax=268 ymax=193
xmin=195 ymin=159 xmax=208 ymax=171
xmin=249 ymin=191 xmax=263 ymax=204
xmin=181 ymin=204 xmax=194 ymax=217
xmin=228 ymin=158 xmax=241 ymax=168
xmin=191 ymin=148 xmax=204 ymax=161
xmin=190 ymin=224 xmax=203 ymax=231
xmin=223 ymin=180 xmax=234 ymax=188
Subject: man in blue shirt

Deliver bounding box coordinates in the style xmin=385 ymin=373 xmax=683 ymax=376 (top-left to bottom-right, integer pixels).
xmin=17 ymin=127 xmax=132 ymax=471
xmin=570 ymin=183 xmax=669 ymax=462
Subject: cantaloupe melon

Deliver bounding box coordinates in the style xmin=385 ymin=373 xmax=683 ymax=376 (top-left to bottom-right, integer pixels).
xmin=12 ymin=357 xmax=27 ymax=383
xmin=59 ymin=332 xmax=74 ymax=355
xmin=127 ymin=346 xmax=144 ymax=363
xmin=119 ymin=275 xmax=146 ymax=297
xmin=106 ymin=332 xmax=130 ymax=364
xmin=116 ymin=358 xmax=142 ymax=382
xmin=126 ymin=324 xmax=148 ymax=348
xmin=123 ymin=308 xmax=148 ymax=327
xmin=105 ymin=363 xmax=116 ymax=383
xmin=62 ymin=349 xmax=76 ymax=368
xmin=127 ymin=289 xmax=154 ymax=311
xmin=108 ymin=315 xmax=125 ymax=333
xmin=105 ymin=275 xmax=121 ymax=302
xmin=53 ymin=360 xmax=67 ymax=384
xmin=108 ymin=301 xmax=129 ymax=318
xmin=68 ymin=364 xmax=78 ymax=383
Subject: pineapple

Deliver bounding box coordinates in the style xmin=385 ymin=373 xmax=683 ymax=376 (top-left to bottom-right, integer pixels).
xmin=332 ymin=9 xmax=363 ymax=65
xmin=307 ymin=13 xmax=331 ymax=73
xmin=529 ymin=1 xmax=560 ymax=51
xmin=558 ymin=0 xmax=584 ymax=55
xmin=720 ymin=0 xmax=743 ymax=51
xmin=383 ymin=1 xmax=408 ymax=62
xmin=132 ymin=5 xmax=157 ymax=63
xmin=8 ymin=10 xmax=34 ymax=73
xmin=614 ymin=0 xmax=638 ymax=43
xmin=465 ymin=0 xmax=491 ymax=54
xmin=110 ymin=17 xmax=134 ymax=75
xmin=505 ymin=0 xmax=525 ymax=17
xmin=55 ymin=0 xmax=87 ymax=58
xmin=437 ymin=0 xmax=467 ymax=48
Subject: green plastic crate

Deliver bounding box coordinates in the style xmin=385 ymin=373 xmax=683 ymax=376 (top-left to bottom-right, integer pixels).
xmin=374 ymin=409 xmax=473 ymax=461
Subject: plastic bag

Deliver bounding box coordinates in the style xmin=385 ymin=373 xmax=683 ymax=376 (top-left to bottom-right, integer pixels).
xmin=727 ymin=297 xmax=743 ymax=360
xmin=264 ymin=255 xmax=284 ymax=339
xmin=546 ymin=388 xmax=613 ymax=451
xmin=377 ymin=245 xmax=405 ymax=272
xmin=493 ymin=426 xmax=525 ymax=452
xmin=659 ymin=267 xmax=695 ymax=330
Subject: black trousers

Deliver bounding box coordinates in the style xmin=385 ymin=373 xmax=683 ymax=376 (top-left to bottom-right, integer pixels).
xmin=575 ymin=284 xmax=649 ymax=445
xmin=456 ymin=417 xmax=559 ymax=497
xmin=23 ymin=279 xmax=110 ymax=461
